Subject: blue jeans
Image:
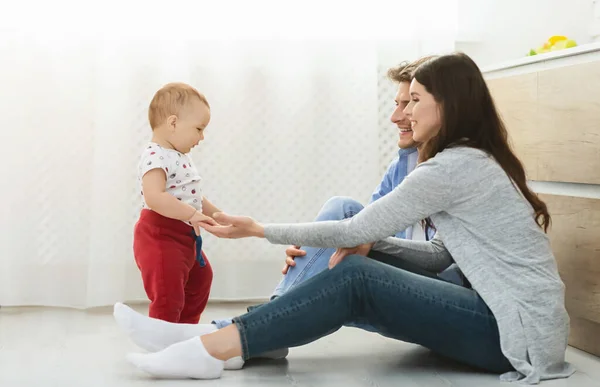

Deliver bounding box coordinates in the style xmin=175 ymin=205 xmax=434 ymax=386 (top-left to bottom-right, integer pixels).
xmin=270 ymin=196 xmax=461 ymax=297
xmin=213 ymin=196 xmax=446 ymax=331
xmin=271 ymin=196 xmax=367 ymax=298
xmin=233 ymin=255 xmax=513 ymax=373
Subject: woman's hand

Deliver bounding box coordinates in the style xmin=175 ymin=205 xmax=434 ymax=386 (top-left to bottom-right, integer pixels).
xmin=198 ymin=212 xmax=265 ymax=239
xmin=328 ymin=243 xmax=374 ymax=269
xmin=188 ymin=210 xmax=220 ymax=236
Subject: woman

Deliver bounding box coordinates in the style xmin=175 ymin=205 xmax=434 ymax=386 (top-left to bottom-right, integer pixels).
xmin=118 ymin=53 xmax=575 ymax=384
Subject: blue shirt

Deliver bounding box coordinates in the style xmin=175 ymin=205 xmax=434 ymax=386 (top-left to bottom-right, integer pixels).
xmin=369 ymin=147 xmax=434 ymax=240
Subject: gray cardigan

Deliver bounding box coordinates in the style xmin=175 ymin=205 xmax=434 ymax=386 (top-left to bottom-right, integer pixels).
xmin=265 ymin=147 xmax=575 ymax=384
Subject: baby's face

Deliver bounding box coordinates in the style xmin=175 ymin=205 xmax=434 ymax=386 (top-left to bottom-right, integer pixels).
xmin=171 ymin=99 xmax=211 ymax=154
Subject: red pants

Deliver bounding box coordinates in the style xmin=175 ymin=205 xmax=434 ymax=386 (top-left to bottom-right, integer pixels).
xmin=133 ymin=209 xmax=213 ymax=323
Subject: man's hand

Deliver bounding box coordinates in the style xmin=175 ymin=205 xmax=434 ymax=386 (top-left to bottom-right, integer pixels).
xmin=328 ymin=243 xmax=374 ymax=269
xmin=282 ymin=245 xmax=307 ymax=274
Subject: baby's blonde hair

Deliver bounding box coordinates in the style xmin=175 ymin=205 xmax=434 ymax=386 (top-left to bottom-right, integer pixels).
xmin=148 ymin=82 xmax=210 ymax=130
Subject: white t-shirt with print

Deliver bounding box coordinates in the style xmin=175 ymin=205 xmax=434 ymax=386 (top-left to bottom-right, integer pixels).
xmin=138 ymin=142 xmax=203 ymax=212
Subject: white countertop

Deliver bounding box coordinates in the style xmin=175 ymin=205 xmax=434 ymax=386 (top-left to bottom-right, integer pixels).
xmin=481 ymin=42 xmax=600 ymax=74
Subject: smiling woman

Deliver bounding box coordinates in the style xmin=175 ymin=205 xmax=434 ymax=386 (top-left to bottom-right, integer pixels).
xmin=404 ymin=80 xmax=442 ymax=144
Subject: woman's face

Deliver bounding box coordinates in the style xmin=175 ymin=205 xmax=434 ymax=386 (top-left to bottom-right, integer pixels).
xmin=403 ymin=79 xmax=442 ymax=144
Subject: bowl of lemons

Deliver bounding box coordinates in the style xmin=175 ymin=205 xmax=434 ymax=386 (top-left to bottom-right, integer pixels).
xmin=528 ymin=35 xmax=577 ymax=56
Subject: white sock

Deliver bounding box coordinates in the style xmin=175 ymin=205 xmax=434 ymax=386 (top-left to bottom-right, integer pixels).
xmin=223 ymin=356 xmax=245 ymax=370
xmin=113 ymin=302 xmax=217 ymax=352
xmin=127 ymin=337 xmax=224 ymax=379
xmin=113 ymin=302 xmax=245 ymax=370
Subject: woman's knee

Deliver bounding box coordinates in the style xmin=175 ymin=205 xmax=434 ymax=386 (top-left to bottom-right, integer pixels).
xmin=332 ymin=254 xmax=371 ymax=277
xmin=334 ymin=254 xmax=413 ymax=285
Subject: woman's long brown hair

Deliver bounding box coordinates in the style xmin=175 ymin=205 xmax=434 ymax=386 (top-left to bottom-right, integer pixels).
xmin=414 ymin=53 xmax=551 ymax=231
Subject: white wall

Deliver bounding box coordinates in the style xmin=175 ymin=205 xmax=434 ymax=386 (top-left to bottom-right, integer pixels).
xmin=592 ymin=0 xmax=600 ymax=41
xmin=456 ymin=0 xmax=596 ymax=67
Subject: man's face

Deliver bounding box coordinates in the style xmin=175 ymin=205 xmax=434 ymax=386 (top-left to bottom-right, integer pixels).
xmin=390 ymin=81 xmax=418 ymax=149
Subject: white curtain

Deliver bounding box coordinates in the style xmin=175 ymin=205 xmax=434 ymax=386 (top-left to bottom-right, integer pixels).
xmin=0 ymin=1 xmax=458 ymax=308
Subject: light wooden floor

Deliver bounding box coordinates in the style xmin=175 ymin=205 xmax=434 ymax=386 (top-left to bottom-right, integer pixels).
xmin=1 ymin=303 xmax=599 ymax=386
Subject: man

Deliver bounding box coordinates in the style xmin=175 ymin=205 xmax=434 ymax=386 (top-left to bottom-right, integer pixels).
xmin=271 ymin=56 xmax=438 ymax=294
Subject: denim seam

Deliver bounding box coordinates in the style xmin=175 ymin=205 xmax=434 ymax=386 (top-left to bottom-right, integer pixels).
xmin=241 ymin=274 xmax=362 ymax=332
xmin=232 ymin=316 xmax=250 ymax=360
xmin=363 ymin=272 xmax=494 ymax=319
xmin=290 ymin=247 xmax=328 ymax=286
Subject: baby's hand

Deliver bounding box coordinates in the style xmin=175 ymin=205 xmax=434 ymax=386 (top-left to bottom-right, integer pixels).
xmin=188 ymin=211 xmax=219 ymax=236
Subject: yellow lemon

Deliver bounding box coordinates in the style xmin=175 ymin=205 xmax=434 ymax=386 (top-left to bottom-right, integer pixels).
xmin=548 ymin=35 xmax=567 ymax=45
xmin=551 ymin=40 xmax=568 ymax=50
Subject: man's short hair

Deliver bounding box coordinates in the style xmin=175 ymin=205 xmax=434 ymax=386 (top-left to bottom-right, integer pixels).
xmin=387 ymin=56 xmax=437 ymax=84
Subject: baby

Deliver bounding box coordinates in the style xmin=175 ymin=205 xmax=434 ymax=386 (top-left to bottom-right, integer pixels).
xmin=133 ymin=82 xmax=221 ymax=324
